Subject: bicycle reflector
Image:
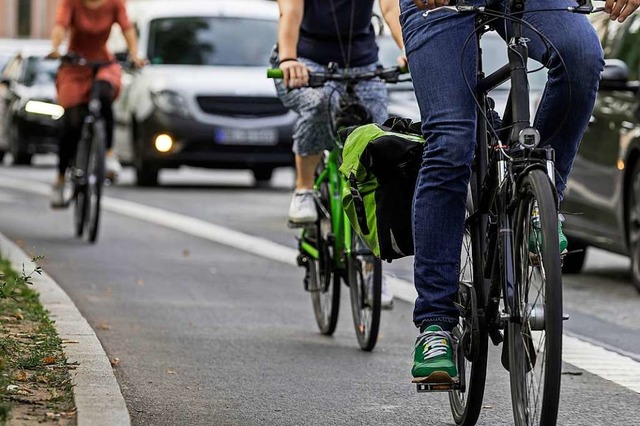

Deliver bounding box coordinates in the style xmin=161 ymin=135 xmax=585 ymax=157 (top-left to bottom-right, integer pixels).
xmin=154 ymin=134 xmax=174 ymax=153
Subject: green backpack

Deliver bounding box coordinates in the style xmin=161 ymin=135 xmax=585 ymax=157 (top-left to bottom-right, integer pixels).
xmin=339 ymin=118 xmax=425 ymax=262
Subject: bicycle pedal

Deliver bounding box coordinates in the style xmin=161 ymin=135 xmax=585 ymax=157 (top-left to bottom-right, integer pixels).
xmin=415 ymin=381 xmax=460 ymax=393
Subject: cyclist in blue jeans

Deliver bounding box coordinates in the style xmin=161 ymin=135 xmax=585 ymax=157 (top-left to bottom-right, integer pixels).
xmin=403 ymin=0 xmax=638 ymax=383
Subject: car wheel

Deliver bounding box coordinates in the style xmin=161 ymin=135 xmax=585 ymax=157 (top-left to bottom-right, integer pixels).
xmin=562 ymin=239 xmax=587 ymax=275
xmin=252 ymin=167 xmax=274 ymax=186
xmin=9 ymin=127 xmax=31 ymax=166
xmin=627 ymin=161 xmax=640 ymax=293
xmin=0 ymin=150 xmax=5 ymax=164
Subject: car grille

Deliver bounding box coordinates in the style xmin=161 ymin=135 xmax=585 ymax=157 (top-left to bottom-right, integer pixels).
xmin=196 ymin=96 xmax=288 ymax=118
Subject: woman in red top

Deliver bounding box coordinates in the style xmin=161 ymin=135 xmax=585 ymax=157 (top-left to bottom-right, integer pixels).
xmin=49 ymin=0 xmax=145 ymax=207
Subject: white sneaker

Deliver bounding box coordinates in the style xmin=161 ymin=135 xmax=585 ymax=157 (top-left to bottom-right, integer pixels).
xmin=287 ymin=190 xmax=317 ymax=226
xmin=106 ymin=155 xmax=122 ymax=181
xmin=381 ymin=276 xmax=394 ymax=310
xmin=50 ymin=183 xmax=66 ymax=209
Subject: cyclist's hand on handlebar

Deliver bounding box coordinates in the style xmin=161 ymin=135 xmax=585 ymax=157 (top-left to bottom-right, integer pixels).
xmin=397 ymin=54 xmax=408 ymax=68
xmin=131 ymin=56 xmax=148 ymax=69
xmin=281 ymin=60 xmax=309 ymax=89
xmin=604 ymin=0 xmax=640 ymax=22
xmin=46 ymin=50 xmax=61 ymax=60
xmin=412 ymin=0 xmax=450 ymax=10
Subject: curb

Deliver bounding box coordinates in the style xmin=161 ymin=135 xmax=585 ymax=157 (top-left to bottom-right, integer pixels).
xmin=0 ymin=232 xmax=131 ymax=426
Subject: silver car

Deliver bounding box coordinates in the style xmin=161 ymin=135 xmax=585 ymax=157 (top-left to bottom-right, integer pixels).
xmin=110 ymin=0 xmax=296 ymax=186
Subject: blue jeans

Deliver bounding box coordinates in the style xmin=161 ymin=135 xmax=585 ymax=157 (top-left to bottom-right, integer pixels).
xmin=400 ymin=0 xmax=604 ymax=331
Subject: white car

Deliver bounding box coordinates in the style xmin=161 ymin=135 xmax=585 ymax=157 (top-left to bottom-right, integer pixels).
xmin=109 ymin=0 xmax=296 ymax=186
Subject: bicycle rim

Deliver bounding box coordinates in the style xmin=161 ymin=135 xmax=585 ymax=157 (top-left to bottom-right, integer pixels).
xmin=347 ymin=230 xmax=381 ymax=351
xmin=309 ymin=178 xmax=340 ymax=335
xmin=509 ymin=169 xmax=563 ymax=426
xmin=449 ymin=186 xmax=488 ymax=426
xmin=86 ymin=122 xmax=105 ymax=243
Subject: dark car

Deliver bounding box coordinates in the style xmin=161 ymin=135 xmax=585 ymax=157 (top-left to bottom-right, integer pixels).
xmin=110 ymin=0 xmax=296 ymax=186
xmin=0 ymin=47 xmax=63 ymax=165
xmin=561 ymin=15 xmax=640 ymax=292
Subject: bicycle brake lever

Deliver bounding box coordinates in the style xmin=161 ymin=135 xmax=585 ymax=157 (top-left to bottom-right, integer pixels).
xmin=568 ymin=0 xmax=595 ymax=13
xmin=422 ymin=4 xmax=482 ymax=19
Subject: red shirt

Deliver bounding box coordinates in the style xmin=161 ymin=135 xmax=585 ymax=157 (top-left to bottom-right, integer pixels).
xmin=56 ymin=0 xmax=132 ymax=61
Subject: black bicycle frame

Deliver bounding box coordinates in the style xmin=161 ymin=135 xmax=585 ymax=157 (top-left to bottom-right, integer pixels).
xmin=472 ymin=0 xmax=549 ymax=339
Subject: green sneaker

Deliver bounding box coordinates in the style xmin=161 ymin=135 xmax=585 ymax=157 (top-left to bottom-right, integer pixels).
xmin=529 ymin=215 xmax=568 ymax=254
xmin=411 ymin=325 xmax=458 ymax=383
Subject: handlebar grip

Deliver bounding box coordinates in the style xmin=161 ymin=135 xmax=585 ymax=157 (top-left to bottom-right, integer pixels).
xmin=267 ymin=68 xmax=284 ymax=79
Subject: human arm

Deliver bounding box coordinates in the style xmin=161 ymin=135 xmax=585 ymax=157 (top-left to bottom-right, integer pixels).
xmin=47 ymin=0 xmax=72 ymax=59
xmin=604 ymin=0 xmax=640 ymax=23
xmin=379 ymin=0 xmax=407 ymax=67
xmin=116 ymin=0 xmax=146 ymax=67
xmin=123 ymin=27 xmax=146 ymax=68
xmin=276 ymin=0 xmax=309 ymax=88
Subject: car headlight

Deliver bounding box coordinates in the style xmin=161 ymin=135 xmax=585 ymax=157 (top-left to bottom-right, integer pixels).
xmin=24 ymin=100 xmax=64 ymax=120
xmin=151 ymin=90 xmax=190 ymax=118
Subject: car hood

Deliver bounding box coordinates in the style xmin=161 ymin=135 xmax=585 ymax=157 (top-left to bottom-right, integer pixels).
xmin=16 ymin=83 xmax=58 ymax=104
xmin=141 ymin=65 xmax=278 ymax=97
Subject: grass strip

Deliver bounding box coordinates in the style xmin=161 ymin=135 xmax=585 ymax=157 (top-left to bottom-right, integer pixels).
xmin=0 ymin=256 xmax=76 ymax=425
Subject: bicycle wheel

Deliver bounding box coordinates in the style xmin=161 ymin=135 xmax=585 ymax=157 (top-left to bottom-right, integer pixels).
xmin=347 ymin=230 xmax=381 ymax=351
xmin=449 ymin=186 xmax=489 ymax=426
xmin=307 ymin=174 xmax=340 ymax=335
xmin=73 ymin=134 xmax=90 ymax=239
xmin=85 ymin=120 xmax=106 ymax=243
xmin=509 ymin=169 xmax=563 ymax=426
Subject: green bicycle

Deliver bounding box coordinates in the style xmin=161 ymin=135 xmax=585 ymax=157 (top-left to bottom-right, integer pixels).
xmin=268 ymin=65 xmax=406 ymax=351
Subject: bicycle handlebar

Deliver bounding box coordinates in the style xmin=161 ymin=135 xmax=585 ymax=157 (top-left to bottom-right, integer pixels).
xmin=267 ymin=65 xmax=410 ymax=88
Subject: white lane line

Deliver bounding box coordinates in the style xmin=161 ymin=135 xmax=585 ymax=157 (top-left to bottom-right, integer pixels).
xmin=1 ymin=175 xmax=640 ymax=394
xmin=564 ymin=335 xmax=640 ymax=394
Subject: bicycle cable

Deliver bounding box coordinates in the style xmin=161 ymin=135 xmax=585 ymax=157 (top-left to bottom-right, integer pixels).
xmin=458 ymin=7 xmax=575 ymax=169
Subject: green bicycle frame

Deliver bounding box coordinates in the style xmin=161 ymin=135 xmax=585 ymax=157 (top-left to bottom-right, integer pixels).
xmin=300 ymin=148 xmax=353 ymax=270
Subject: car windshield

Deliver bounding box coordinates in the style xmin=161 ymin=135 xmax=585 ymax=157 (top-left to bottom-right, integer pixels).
xmin=23 ymin=57 xmax=58 ymax=86
xmin=378 ymin=33 xmax=547 ymax=91
xmin=148 ymin=17 xmax=277 ymax=66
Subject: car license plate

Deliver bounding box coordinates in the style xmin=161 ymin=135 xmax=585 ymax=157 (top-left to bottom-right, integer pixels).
xmin=216 ymin=128 xmax=278 ymax=145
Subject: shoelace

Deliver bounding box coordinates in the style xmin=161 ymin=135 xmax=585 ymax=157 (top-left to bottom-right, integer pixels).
xmin=417 ymin=331 xmax=451 ymax=360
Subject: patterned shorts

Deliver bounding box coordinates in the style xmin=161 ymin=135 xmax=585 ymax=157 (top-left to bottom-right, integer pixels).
xmin=270 ymin=48 xmax=388 ymax=157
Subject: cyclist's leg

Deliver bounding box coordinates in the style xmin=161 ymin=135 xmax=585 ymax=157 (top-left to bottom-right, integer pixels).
xmin=494 ymin=0 xmax=604 ymax=199
xmin=270 ymin=49 xmax=336 ymax=224
xmin=93 ymin=81 xmax=115 ymax=150
xmin=400 ymin=0 xmax=481 ymax=381
xmin=96 ymin=65 xmax=123 ymax=179
xmin=51 ymin=105 xmax=84 ymax=208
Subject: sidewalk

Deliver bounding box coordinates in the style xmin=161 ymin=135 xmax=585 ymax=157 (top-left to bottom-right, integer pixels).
xmin=0 ymin=233 xmax=130 ymax=426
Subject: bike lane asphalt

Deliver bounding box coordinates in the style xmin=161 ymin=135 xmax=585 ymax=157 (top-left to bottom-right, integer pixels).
xmin=0 ymin=171 xmax=638 ymax=425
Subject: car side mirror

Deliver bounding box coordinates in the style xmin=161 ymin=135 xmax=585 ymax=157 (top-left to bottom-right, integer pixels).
xmin=599 ymin=59 xmax=631 ymax=91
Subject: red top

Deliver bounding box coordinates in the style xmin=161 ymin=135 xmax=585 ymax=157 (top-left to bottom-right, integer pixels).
xmin=56 ymin=0 xmax=132 ymax=61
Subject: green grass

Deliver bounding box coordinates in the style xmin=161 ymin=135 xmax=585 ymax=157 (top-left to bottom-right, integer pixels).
xmin=0 ymin=256 xmax=76 ymax=423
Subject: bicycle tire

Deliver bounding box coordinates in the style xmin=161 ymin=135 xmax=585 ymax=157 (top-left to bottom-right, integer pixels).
xmin=85 ymin=120 xmax=106 ymax=243
xmin=509 ymin=169 xmax=563 ymax=426
xmin=347 ymin=229 xmax=381 ymax=351
xmin=308 ymin=173 xmax=340 ymax=335
xmin=73 ymin=130 xmax=90 ymax=239
xmin=449 ymin=185 xmax=489 ymax=426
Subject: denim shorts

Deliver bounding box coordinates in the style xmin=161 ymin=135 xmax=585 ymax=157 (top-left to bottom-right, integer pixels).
xmin=270 ymin=47 xmax=388 ymax=156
